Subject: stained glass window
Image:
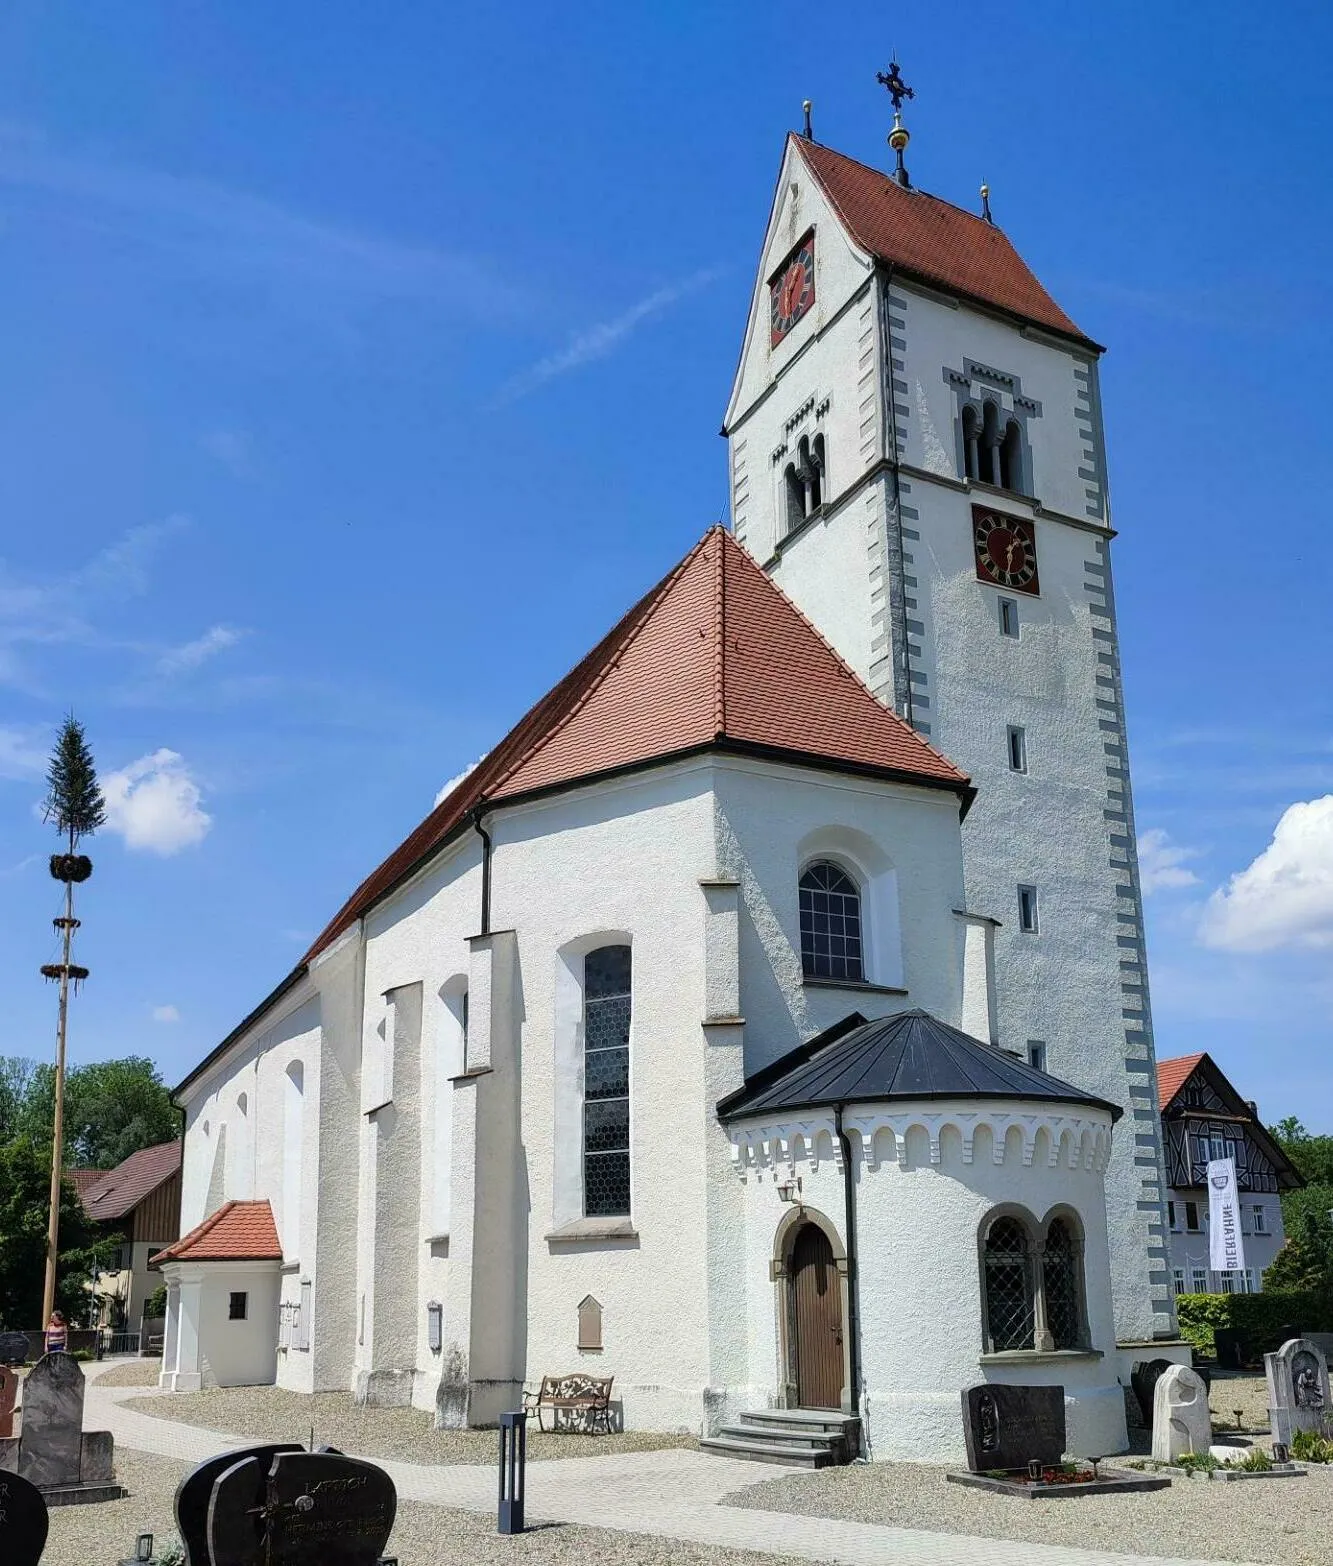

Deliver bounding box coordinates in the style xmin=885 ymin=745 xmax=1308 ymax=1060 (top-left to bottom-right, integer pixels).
xmin=583 ymin=945 xmax=630 ymax=1217
xmin=799 ymin=862 xmax=864 ymax=981
xmin=983 ymin=1216 xmax=1034 ymax=1351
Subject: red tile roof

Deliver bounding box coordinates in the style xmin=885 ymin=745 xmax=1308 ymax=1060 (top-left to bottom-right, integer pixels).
xmin=151 ymin=1199 xmax=282 ymax=1265
xmin=82 ymin=1140 xmax=182 ymax=1222
xmin=1156 ymin=1053 xmax=1206 ymax=1110
xmin=792 ymin=136 xmax=1096 ymax=349
xmin=304 ymin=526 xmax=969 ymax=963
xmin=69 ymin=1168 xmax=107 ymax=1202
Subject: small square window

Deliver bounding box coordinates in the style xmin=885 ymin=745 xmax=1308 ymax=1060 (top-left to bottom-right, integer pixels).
xmin=228 ymin=1292 xmax=248 ymax=1321
xmin=1252 ymin=1204 xmax=1267 ymax=1234
xmin=1006 ymin=724 xmax=1027 ymax=773
xmin=1017 ymin=884 xmax=1039 ymax=933
xmin=999 ymin=597 xmax=1019 ymax=639
xmin=1026 ymin=1040 xmax=1046 ymax=1072
xmin=1190 ymin=1267 xmax=1208 ymax=1293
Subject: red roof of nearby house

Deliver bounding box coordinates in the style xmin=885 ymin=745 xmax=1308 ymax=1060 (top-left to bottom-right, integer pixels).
xmin=302 ymin=526 xmax=969 ymax=963
xmin=151 ymin=1199 xmax=282 ymax=1265
xmin=1156 ymin=1053 xmax=1207 ymax=1110
xmin=69 ymin=1168 xmax=107 ymax=1201
xmin=82 ymin=1140 xmax=182 ymax=1223
xmin=791 ymin=136 xmax=1095 ymax=349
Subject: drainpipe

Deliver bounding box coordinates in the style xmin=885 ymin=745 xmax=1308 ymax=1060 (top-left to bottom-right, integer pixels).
xmin=833 ymin=1104 xmax=864 ymax=1449
xmin=472 ymin=811 xmax=493 ymax=936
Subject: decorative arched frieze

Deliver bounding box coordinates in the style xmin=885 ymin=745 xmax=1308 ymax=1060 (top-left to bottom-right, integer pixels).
xmin=729 ymin=1105 xmax=1112 ymax=1180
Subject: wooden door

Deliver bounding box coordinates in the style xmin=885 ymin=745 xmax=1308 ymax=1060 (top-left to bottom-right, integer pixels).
xmin=790 ymin=1222 xmax=843 ymax=1409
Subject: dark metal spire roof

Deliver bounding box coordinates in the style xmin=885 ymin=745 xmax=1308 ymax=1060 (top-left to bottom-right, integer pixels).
xmin=717 ymin=1009 xmax=1122 ymax=1123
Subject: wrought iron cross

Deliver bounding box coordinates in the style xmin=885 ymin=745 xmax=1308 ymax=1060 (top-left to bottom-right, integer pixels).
xmin=876 ymin=59 xmax=914 ymax=114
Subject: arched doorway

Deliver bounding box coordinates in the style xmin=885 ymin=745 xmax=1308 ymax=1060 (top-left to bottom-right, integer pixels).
xmin=788 ymin=1221 xmax=844 ymax=1409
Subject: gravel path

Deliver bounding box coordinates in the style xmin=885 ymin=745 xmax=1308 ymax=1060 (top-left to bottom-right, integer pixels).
xmin=121 ymin=1384 xmax=697 ymax=1464
xmin=42 ymin=1447 xmax=793 ymax=1566
xmin=725 ymin=1458 xmax=1332 ymax=1566
xmin=94 ymin=1358 xmax=164 ymax=1389
xmin=1206 ymin=1372 xmax=1270 ymax=1436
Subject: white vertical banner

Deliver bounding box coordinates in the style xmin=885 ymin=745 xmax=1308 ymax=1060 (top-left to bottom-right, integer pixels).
xmin=1208 ymin=1158 xmax=1247 ymax=1273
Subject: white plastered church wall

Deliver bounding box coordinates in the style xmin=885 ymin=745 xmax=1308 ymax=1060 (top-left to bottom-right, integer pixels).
xmin=731 ymin=1099 xmax=1125 ymax=1461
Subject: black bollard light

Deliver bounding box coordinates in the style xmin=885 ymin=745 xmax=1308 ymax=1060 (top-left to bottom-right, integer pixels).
xmin=498 ymin=1409 xmax=527 ymax=1534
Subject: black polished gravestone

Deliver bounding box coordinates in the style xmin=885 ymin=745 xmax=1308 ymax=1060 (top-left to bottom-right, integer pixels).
xmin=0 ymin=1470 xmax=50 ymax=1565
xmin=206 ymin=1449 xmax=396 ymax=1566
xmin=962 ymin=1384 xmax=1065 ymax=1472
xmin=174 ymin=1445 xmax=302 ymax=1565
xmin=0 ymin=1332 xmax=29 ymax=1367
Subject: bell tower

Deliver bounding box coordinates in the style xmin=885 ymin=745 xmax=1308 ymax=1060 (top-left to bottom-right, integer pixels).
xmin=722 ymin=73 xmax=1175 ymax=1348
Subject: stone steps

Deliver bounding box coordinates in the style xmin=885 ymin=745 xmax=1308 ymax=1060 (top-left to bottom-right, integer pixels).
xmin=700 ymin=1407 xmax=860 ymax=1467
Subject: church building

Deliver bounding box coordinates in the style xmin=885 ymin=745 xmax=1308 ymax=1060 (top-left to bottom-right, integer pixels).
xmin=157 ymin=78 xmax=1177 ymax=1464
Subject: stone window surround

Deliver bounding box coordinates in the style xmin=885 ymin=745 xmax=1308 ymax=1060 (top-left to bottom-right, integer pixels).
xmin=771 ymin=394 xmax=831 ymax=545
xmin=977 ymin=1202 xmax=1091 ymax=1355
xmin=944 ymin=360 xmax=1041 ymax=497
xmin=795 ymin=826 xmax=904 ymax=992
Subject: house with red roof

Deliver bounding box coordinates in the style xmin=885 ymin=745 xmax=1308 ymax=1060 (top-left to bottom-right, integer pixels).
xmin=77 ymin=1139 xmax=182 ymax=1335
xmin=163 ymin=89 xmax=1175 ymax=1462
xmin=1156 ymin=1054 xmax=1302 ymax=1297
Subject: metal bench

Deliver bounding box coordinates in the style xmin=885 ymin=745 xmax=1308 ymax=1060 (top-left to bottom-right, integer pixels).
xmin=522 ymin=1373 xmax=615 ymax=1433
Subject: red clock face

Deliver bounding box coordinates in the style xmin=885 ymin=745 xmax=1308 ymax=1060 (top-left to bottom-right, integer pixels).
xmin=972 ymin=505 xmax=1039 ymax=594
xmin=770 ymin=232 xmax=816 ymax=346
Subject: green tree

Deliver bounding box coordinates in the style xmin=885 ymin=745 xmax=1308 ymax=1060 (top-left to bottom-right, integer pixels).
xmin=41 ymin=714 xmax=106 ymax=848
xmin=0 ymin=1057 xmax=38 ymax=1144
xmin=0 ymin=1137 xmax=119 ymax=1328
xmin=65 ymin=1057 xmax=178 ymax=1168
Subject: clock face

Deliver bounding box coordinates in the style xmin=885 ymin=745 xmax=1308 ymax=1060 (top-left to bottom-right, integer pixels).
xmin=770 ymin=232 xmax=816 ymax=346
xmin=972 ymin=505 xmax=1040 ymax=594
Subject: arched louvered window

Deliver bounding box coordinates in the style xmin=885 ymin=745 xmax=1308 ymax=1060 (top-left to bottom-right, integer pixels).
xmin=583 ymin=945 xmax=631 ymax=1217
xmin=962 ymin=403 xmax=981 ymax=481
xmin=999 ymin=418 xmax=1023 ymax=493
xmin=799 ymin=861 xmax=864 ymax=981
xmin=1042 ymin=1216 xmax=1084 ymax=1349
xmin=982 ymin=1214 xmax=1035 ymax=1351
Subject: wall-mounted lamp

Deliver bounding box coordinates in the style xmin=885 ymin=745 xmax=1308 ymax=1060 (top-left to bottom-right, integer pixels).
xmin=776 ymin=1176 xmax=803 ymax=1206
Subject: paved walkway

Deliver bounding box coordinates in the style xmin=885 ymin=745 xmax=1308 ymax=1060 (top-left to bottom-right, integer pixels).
xmin=83 ymin=1366 xmax=1259 ymax=1566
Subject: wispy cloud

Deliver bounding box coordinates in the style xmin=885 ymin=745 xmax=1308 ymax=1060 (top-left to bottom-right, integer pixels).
xmin=0 ymin=126 xmax=525 ymax=321
xmin=0 ymin=725 xmax=48 ymax=781
xmin=1137 ymin=827 xmax=1202 ymax=895
xmin=201 ymin=427 xmax=256 ymax=479
xmin=150 ymin=1004 xmax=181 ymax=1024
xmin=156 ymin=625 xmax=246 ymax=679
xmin=490 ymin=267 xmax=724 ymax=406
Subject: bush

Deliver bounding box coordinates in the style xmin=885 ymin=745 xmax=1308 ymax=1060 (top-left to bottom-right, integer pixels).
xmin=143 ymin=1285 xmax=168 ymax=1321
xmin=1291 ymin=1429 xmax=1333 ymax=1464
xmin=1174 ymin=1290 xmax=1331 ymax=1360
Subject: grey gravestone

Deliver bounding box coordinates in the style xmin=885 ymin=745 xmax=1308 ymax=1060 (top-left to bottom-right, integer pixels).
xmin=175 ymin=1444 xmax=301 ymax=1566
xmin=1267 ymin=1337 xmax=1331 ymax=1448
xmin=79 ymin=1433 xmax=114 ymax=1485
xmin=0 ymin=1365 xmax=17 ymax=1439
xmin=17 ymin=1355 xmax=83 ymax=1488
xmin=0 ymin=1333 xmax=29 ymax=1367
xmin=962 ymin=1384 xmax=1065 ymax=1472
xmin=206 ymin=1450 xmax=396 ymax=1566
xmin=0 ymin=1470 xmax=49 ymax=1565
xmin=1130 ymin=1359 xmax=1172 ymax=1426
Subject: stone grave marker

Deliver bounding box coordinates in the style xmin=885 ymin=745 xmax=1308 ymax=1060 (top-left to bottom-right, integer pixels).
xmin=174 ymin=1444 xmax=301 ymax=1566
xmin=0 ymin=1364 xmax=18 ymax=1439
xmin=1151 ymin=1363 xmax=1211 ymax=1461
xmin=15 ymin=1354 xmax=123 ymax=1504
xmin=1129 ymin=1358 xmax=1172 ymax=1427
xmin=206 ymin=1448 xmax=396 ymax=1566
xmin=961 ymin=1384 xmax=1065 ymax=1472
xmin=0 ymin=1332 xmax=29 ymax=1367
xmin=1267 ymin=1337 xmax=1331 ymax=1448
xmin=0 ymin=1470 xmax=49 ymax=1565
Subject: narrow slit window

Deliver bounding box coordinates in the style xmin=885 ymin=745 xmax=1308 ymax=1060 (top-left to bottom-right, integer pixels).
xmin=1190 ymin=1267 xmax=1208 ymax=1293
xmin=1172 ymin=1268 xmax=1186 ymax=1296
xmin=228 ymin=1292 xmax=248 ymax=1321
xmin=1006 ymin=725 xmax=1027 ymax=773
xmin=583 ymin=945 xmax=631 ymax=1218
xmin=1017 ymin=884 xmax=1039 ymax=934
xmin=1026 ymin=1040 xmax=1046 ymax=1073
xmin=999 ymin=597 xmax=1019 ymax=639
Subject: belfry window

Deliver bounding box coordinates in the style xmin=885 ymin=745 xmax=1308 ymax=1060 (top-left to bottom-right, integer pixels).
xmin=583 ymin=945 xmax=631 ymax=1217
xmin=782 ymin=433 xmax=826 ymax=534
xmin=799 ymin=861 xmax=864 ymax=981
xmin=960 ymin=399 xmax=1026 ymax=495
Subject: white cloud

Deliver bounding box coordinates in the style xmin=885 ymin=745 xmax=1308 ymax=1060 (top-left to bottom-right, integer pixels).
xmin=103 ymin=749 xmax=212 ymax=854
xmin=491 ymin=267 xmax=723 ymax=405
xmin=156 ymin=624 xmax=245 ymax=677
xmin=150 ymin=1004 xmax=181 ymax=1023
xmin=1199 ymin=795 xmax=1333 ymax=951
xmin=1137 ymin=827 xmax=1202 ymax=894
xmin=435 ymin=758 xmax=483 ymax=807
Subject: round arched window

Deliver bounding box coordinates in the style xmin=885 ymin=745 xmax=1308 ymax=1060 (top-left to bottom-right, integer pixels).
xmin=799 ymin=862 xmax=864 ymax=982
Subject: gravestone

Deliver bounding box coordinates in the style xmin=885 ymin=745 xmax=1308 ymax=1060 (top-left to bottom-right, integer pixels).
xmin=1267 ymin=1337 xmax=1332 ymax=1448
xmin=0 ymin=1470 xmax=49 ymax=1565
xmin=1130 ymin=1358 xmax=1172 ymax=1427
xmin=0 ymin=1333 xmax=29 ymax=1367
xmin=961 ymin=1384 xmax=1065 ymax=1472
xmin=175 ymin=1444 xmax=301 ymax=1566
xmin=205 ymin=1448 xmax=396 ymax=1566
xmin=1151 ymin=1363 xmax=1211 ymax=1461
xmin=15 ymin=1354 xmax=123 ymax=1504
xmin=0 ymin=1365 xmax=17 ymax=1439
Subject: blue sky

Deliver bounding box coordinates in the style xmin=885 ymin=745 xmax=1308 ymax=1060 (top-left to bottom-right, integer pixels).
xmin=1 ymin=4 xmax=1329 ymax=1121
